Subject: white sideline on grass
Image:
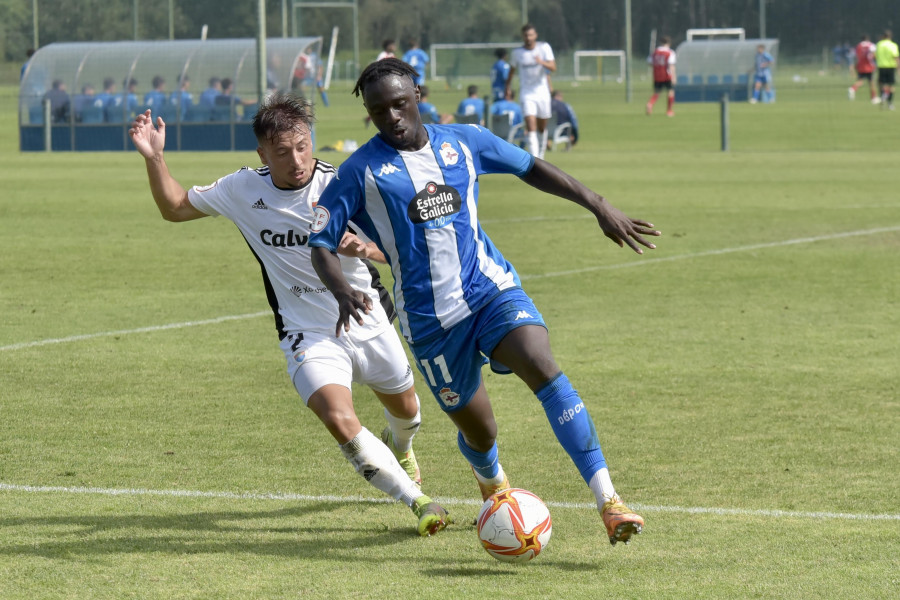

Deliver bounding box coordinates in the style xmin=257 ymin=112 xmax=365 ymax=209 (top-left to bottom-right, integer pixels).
xmin=3 ymin=226 xmax=899 ymax=353
xmin=1 ymin=482 xmax=898 ymax=522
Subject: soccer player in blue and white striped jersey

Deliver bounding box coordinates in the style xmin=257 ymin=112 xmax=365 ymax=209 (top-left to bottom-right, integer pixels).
xmin=310 ymin=59 xmax=660 ymax=547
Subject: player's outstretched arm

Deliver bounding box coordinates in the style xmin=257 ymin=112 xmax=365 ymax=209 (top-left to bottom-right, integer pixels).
xmin=311 ymin=246 xmax=374 ymax=337
xmin=129 ymin=109 xmax=205 ymax=223
xmin=520 ymin=158 xmax=660 ymax=254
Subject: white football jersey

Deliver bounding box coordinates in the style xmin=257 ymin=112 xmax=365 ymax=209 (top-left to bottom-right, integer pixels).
xmin=187 ymin=160 xmax=391 ymax=341
xmin=511 ymin=42 xmax=554 ymax=93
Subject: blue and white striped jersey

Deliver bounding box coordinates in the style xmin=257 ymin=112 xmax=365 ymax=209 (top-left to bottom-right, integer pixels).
xmin=309 ymin=124 xmax=535 ymax=344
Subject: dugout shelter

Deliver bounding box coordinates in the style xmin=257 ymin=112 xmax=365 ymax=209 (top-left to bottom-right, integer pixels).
xmin=19 ymin=37 xmax=322 ymax=152
xmin=672 ymin=38 xmax=778 ymax=103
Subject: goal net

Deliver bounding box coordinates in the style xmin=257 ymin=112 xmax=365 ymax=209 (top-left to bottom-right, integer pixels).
xmin=685 ymin=28 xmax=746 ymax=41
xmin=573 ymin=50 xmax=626 ymax=82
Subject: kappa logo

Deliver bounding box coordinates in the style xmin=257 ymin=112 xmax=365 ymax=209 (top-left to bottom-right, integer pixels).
xmin=514 ymin=310 xmax=533 ymax=320
xmin=378 ymin=162 xmax=401 ymax=176
xmin=251 ymin=198 xmax=267 ymax=210
xmin=438 ymin=387 xmax=461 ymax=408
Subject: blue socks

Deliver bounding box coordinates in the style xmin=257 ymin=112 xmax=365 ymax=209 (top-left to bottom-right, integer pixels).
xmin=457 ymin=431 xmax=501 ymax=480
xmin=536 ymin=372 xmax=607 ymax=484
xmin=456 ymin=372 xmax=607 ymax=485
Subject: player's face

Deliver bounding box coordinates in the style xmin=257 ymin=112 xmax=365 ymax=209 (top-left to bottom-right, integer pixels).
xmin=522 ymin=28 xmax=538 ymax=48
xmin=363 ymin=74 xmax=427 ymax=151
xmin=257 ymin=127 xmax=315 ymax=189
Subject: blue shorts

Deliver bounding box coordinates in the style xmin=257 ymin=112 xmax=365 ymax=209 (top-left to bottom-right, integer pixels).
xmin=408 ymin=287 xmax=546 ymax=412
xmin=755 ymin=73 xmax=772 ymax=85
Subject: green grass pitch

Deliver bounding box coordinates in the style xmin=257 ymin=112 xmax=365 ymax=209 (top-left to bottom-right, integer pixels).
xmin=1 ymin=71 xmax=898 ymax=599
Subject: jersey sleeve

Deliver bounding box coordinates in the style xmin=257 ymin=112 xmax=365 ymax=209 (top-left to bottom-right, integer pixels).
xmin=541 ymin=42 xmax=555 ymax=62
xmin=308 ymin=160 xmax=362 ymax=252
xmin=186 ymin=169 xmax=241 ymax=217
xmin=463 ymin=124 xmax=534 ymax=177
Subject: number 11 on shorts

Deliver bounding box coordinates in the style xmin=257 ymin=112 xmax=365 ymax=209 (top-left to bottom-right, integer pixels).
xmin=420 ymin=355 xmax=452 ymax=386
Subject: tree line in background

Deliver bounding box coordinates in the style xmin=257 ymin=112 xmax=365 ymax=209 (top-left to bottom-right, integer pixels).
xmin=1 ymin=0 xmax=898 ymax=63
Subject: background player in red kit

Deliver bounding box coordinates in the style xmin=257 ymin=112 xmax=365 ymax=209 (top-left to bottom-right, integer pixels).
xmin=849 ymin=34 xmax=878 ymax=103
xmin=647 ymin=36 xmax=676 ymax=117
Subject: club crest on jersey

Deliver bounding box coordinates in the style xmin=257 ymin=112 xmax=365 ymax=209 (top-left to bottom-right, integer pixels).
xmin=311 ymin=206 xmax=330 ymax=233
xmin=439 ymin=142 xmax=458 ymax=166
xmin=439 ymin=387 xmax=460 ymax=408
xmin=408 ymin=182 xmax=462 ymax=229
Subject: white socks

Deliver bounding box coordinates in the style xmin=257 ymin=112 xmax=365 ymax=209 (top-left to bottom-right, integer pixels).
xmin=472 ymin=464 xmax=507 ymax=487
xmin=382 ymin=397 xmax=421 ymax=453
xmin=340 ymin=427 xmax=422 ymax=508
xmin=588 ymin=467 xmax=618 ymax=509
xmin=527 ymin=130 xmax=539 ymax=157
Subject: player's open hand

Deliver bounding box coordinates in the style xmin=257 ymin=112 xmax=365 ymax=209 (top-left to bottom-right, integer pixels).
xmin=128 ymin=109 xmax=166 ymax=158
xmin=594 ymin=201 xmax=660 ymax=254
xmin=337 ymin=232 xmax=368 ymax=259
xmin=334 ymin=289 xmax=373 ymax=337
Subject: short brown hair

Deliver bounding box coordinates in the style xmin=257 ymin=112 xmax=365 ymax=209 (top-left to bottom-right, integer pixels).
xmin=251 ymin=92 xmax=315 ymax=145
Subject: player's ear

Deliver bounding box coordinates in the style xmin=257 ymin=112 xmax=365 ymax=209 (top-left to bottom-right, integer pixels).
xmin=414 ymin=85 xmax=421 ymax=102
xmin=256 ymin=146 xmax=267 ymax=166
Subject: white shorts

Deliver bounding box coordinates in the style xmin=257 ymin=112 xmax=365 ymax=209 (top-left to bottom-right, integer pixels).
xmin=520 ymin=88 xmax=552 ymax=119
xmin=280 ymin=328 xmax=414 ymax=404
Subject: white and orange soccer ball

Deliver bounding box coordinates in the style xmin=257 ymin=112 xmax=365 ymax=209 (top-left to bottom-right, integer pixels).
xmin=476 ymin=488 xmax=552 ymax=563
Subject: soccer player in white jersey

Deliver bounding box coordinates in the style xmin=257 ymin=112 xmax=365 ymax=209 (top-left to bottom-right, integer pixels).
xmin=505 ymin=23 xmax=556 ymax=158
xmin=309 ymin=59 xmax=660 ymax=546
xmin=128 ymin=92 xmax=450 ymax=537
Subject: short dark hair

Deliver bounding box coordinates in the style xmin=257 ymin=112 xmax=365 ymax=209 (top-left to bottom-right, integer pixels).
xmin=152 ymin=75 xmax=165 ymax=88
xmin=353 ymin=57 xmax=418 ymax=97
xmin=208 ymin=76 xmax=221 ymax=87
xmin=521 ymin=23 xmax=536 ymax=34
xmin=103 ymin=77 xmax=115 ymax=90
xmin=661 ymin=35 xmax=671 ymax=45
xmin=467 ymin=84 xmax=478 ymax=96
xmin=251 ymin=92 xmax=315 ymax=145
xmin=382 ymin=39 xmax=394 ymax=50
xmin=494 ymin=48 xmax=508 ymax=59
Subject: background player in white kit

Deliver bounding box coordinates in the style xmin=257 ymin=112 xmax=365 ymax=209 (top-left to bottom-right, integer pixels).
xmin=505 ymin=23 xmax=556 ymax=158
xmin=128 ymin=93 xmax=451 ymax=536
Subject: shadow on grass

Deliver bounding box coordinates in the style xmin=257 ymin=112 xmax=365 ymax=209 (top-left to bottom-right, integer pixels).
xmin=0 ymin=501 xmax=418 ymax=561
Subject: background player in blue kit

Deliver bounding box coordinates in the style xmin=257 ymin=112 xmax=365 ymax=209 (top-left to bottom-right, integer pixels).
xmin=309 ymin=59 xmax=660 ymax=546
xmin=490 ymin=48 xmax=511 ymax=102
xmin=401 ymin=38 xmax=429 ymax=86
xmin=456 ymin=84 xmax=485 ymax=124
xmin=750 ymin=44 xmax=775 ymax=104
